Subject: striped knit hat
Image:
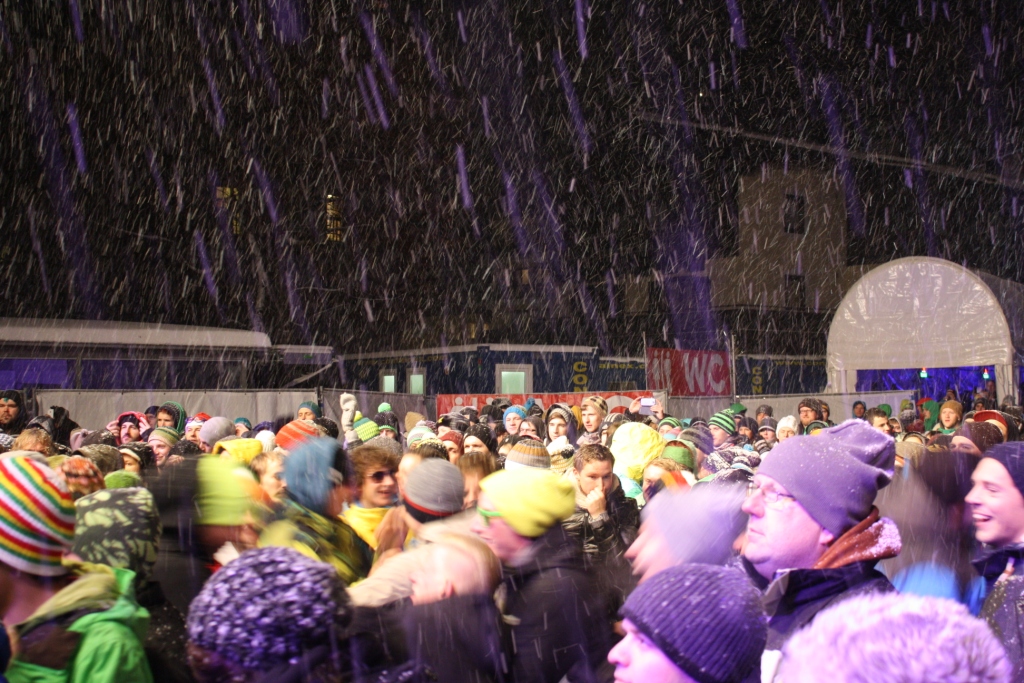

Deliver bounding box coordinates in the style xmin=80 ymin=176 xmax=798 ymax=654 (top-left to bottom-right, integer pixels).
xmin=504 ymin=437 xmax=551 ymax=470
xmin=147 ymin=427 xmax=180 ymax=448
xmin=0 ymin=455 xmax=76 ymax=576
xmin=709 ymin=410 xmax=737 ymax=436
xmin=276 ymin=420 xmax=321 ymax=452
xmin=353 ymin=413 xmax=381 ymax=443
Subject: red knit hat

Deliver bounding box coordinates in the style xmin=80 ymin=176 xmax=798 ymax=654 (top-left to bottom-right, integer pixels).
xmin=439 ymin=430 xmax=464 ymax=457
xmin=276 ymin=420 xmax=321 ymax=451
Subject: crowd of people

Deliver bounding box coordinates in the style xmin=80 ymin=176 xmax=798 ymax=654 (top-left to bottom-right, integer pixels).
xmin=0 ymin=384 xmax=1022 ymax=681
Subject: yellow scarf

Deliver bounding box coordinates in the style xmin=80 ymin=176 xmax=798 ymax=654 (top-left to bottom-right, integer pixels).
xmin=342 ymin=505 xmax=390 ymax=550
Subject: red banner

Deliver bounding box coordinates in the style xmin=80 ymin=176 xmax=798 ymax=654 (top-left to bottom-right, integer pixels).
xmin=645 ymin=348 xmax=731 ymax=397
xmin=436 ymin=391 xmax=663 ymax=416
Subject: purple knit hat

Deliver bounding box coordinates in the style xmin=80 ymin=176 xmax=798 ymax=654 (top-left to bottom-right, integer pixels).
xmin=757 ymin=419 xmax=895 ymax=536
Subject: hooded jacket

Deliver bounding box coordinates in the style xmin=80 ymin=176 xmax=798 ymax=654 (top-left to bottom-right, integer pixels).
xmin=974 ymin=542 xmax=1024 ymax=680
xmin=6 ymin=563 xmax=152 ymax=683
xmin=497 ymin=527 xmax=611 ymax=683
xmin=156 ymin=402 xmax=187 ymax=436
xmin=744 ymin=508 xmax=900 ymax=681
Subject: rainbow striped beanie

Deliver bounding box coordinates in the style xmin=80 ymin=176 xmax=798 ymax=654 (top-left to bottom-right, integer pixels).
xmin=0 ymin=455 xmax=76 ymax=576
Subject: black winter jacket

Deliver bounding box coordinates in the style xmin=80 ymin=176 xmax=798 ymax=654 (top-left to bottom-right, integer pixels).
xmin=498 ymin=527 xmax=613 ymax=683
xmin=975 ymin=543 xmax=1024 ymax=680
xmin=562 ymin=481 xmax=639 ymax=617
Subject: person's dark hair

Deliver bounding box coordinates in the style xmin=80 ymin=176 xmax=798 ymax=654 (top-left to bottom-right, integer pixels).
xmin=313 ymin=417 xmax=339 ymax=440
xmin=413 ymin=442 xmax=448 ymax=461
xmin=574 ymin=443 xmax=615 ymax=473
xmin=864 ymin=408 xmax=889 ymax=424
xmin=523 ymin=416 xmax=545 ymax=439
xmin=170 ymin=440 xmax=202 ymax=458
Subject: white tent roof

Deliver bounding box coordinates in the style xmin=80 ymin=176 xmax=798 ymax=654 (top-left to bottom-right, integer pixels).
xmin=0 ymin=318 xmax=271 ymax=349
xmin=827 ymin=257 xmax=1024 ymax=387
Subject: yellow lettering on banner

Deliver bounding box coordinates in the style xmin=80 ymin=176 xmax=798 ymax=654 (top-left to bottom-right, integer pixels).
xmin=573 ymin=361 xmax=588 ymax=373
xmin=751 ymin=366 xmax=764 ymax=395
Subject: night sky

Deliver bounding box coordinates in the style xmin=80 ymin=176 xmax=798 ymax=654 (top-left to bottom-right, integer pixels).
xmin=2 ymin=1 xmax=1023 ymax=357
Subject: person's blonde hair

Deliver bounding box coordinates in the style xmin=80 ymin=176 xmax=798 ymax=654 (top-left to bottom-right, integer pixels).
xmin=432 ymin=533 xmax=501 ymax=596
xmin=250 ymin=450 xmax=284 ymax=479
xmin=646 ymin=457 xmax=682 ymax=473
xmin=12 ymin=428 xmax=53 ymax=456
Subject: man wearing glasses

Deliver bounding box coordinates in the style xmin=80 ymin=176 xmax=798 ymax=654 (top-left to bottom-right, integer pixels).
xmin=739 ymin=419 xmax=901 ymax=681
xmin=472 ymin=467 xmax=612 ymax=683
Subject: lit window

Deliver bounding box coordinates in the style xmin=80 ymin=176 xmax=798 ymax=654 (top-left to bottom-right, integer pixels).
xmin=326 ymin=195 xmax=343 ymax=242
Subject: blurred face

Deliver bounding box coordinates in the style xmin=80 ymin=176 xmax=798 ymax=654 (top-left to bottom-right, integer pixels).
xmin=156 ymin=410 xmax=175 ymax=428
xmin=464 ymin=435 xmax=488 ymax=453
xmin=940 ymin=408 xmax=959 ymax=428
xmin=952 ymin=435 xmax=983 ymax=457
xmin=821 ymin=406 xmax=830 ymax=421
xmin=578 ymin=460 xmax=614 ymax=496
xmin=658 ymin=423 xmax=675 ymax=436
xmin=122 ymin=456 xmax=141 ymax=474
xmin=235 ymin=423 xmax=248 ymax=437
xmin=871 ymin=416 xmax=892 ymax=435
xmin=777 ymin=426 xmax=796 ymax=441
xmin=149 ymin=439 xmax=171 ymax=467
xmin=145 ymin=411 xmax=158 ymax=426
xmin=738 ymin=425 xmax=753 ymax=440
xmin=0 ymin=399 xmax=19 ymax=427
xmin=437 ymin=424 xmax=452 ymax=438
xmin=967 ymin=458 xmax=1024 ymax=548
xmin=120 ymin=422 xmax=141 ymax=443
xmin=625 ymin=521 xmax=674 ymax=583
xmin=471 ymin=493 xmax=531 ymax=563
xmin=409 ymin=545 xmax=483 ymax=606
xmin=608 ymin=619 xmax=693 ymax=683
xmin=759 ymin=428 xmax=776 ymax=444
xmin=443 ymin=440 xmax=462 ymax=462
xmin=518 ymin=421 xmax=537 ymax=439
xmin=396 ymin=453 xmax=422 ymax=499
xmin=185 ymin=422 xmax=202 ymax=445
xmin=296 ymin=407 xmax=317 ymax=421
xmin=582 ymin=404 xmax=601 ymax=433
xmin=742 ymin=475 xmax=833 ymax=581
xmin=798 ymin=407 xmax=816 ymax=427
xmin=260 ymin=458 xmax=287 ymax=501
xmin=360 ymin=464 xmax=397 ymax=508
xmin=708 ymin=424 xmax=730 ymax=447
xmin=642 ymin=465 xmax=668 ymax=494
xmin=853 ymin=404 xmax=866 ymax=418
xmin=504 ymin=413 xmax=522 ymax=435
xmin=548 ymin=416 xmax=567 ymax=440
xmin=463 ymin=470 xmax=483 ymax=509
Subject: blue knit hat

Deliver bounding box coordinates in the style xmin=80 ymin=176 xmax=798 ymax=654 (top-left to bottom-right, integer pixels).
xmin=621 ymin=564 xmax=766 ymax=683
xmin=503 ymin=405 xmax=527 ymax=424
xmin=298 ymin=401 xmax=322 ymax=419
xmin=283 ymin=438 xmax=349 ymax=514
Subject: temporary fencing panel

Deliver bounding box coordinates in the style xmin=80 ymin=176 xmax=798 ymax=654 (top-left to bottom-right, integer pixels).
xmin=436 ymin=391 xmax=669 ymax=416
xmin=34 ymin=389 xmax=316 ymax=432
xmin=321 ymin=389 xmax=436 ymax=429
xmin=667 ymin=391 xmax=915 ymax=423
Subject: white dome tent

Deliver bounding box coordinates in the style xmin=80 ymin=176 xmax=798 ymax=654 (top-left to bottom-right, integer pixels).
xmin=826 ymin=257 xmax=1024 ymax=403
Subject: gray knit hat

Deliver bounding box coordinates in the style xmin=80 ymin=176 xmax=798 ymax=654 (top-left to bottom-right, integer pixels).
xmin=504 ymin=437 xmax=550 ymax=470
xmin=187 ymin=547 xmax=351 ymax=672
xmin=621 ymin=563 xmax=766 ymax=683
xmin=757 ymin=419 xmax=895 ymax=537
xmin=364 ymin=433 xmax=403 ymax=460
xmin=679 ymin=425 xmax=714 ymax=456
xmin=403 ymin=458 xmax=465 ymax=524
xmin=198 ymin=416 xmax=235 ymax=448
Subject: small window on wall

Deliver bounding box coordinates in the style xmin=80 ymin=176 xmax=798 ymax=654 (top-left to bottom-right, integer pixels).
xmin=380 ymin=371 xmax=397 ymax=393
xmin=407 ymin=369 xmax=425 ymax=395
xmin=495 ymin=364 xmax=533 ymax=394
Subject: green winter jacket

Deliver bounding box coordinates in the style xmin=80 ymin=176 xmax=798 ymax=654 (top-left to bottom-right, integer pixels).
xmin=6 ymin=562 xmax=153 ymax=683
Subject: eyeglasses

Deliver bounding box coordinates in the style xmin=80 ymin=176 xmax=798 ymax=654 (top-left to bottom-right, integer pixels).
xmin=368 ymin=469 xmax=396 ymax=483
xmin=477 ymin=508 xmax=504 ymax=526
xmin=746 ymin=482 xmax=796 ymax=509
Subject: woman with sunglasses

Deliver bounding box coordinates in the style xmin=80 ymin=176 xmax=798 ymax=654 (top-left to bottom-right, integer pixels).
xmin=343 ymin=444 xmax=401 ymax=552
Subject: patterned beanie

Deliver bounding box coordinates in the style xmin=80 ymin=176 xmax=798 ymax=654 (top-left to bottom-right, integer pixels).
xmin=403 ymin=459 xmax=465 ymax=524
xmin=62 ymin=455 xmax=106 ymax=499
xmin=546 ymin=436 xmax=576 ymax=475
xmin=373 ymin=410 xmax=401 ymax=436
xmin=621 ymin=563 xmax=766 ymax=683
xmin=276 ymin=420 xmax=321 ymax=452
xmin=583 ymin=396 xmax=609 ymax=416
xmin=680 ymin=425 xmax=714 ymax=455
xmin=75 ymin=444 xmax=124 ymax=475
xmin=353 ymin=413 xmax=381 ymax=443
xmin=187 ymin=547 xmax=352 ymax=672
xmin=406 ymin=425 xmax=436 ymax=447
xmin=364 ymin=434 xmax=403 ymax=460
xmin=708 ymin=410 xmax=737 ymax=436
xmin=0 ymin=455 xmax=76 ymax=576
xmin=440 ymin=430 xmax=464 ymax=456
xmin=504 ymin=437 xmax=550 ymax=470
xmin=546 ymin=405 xmax=576 ymax=429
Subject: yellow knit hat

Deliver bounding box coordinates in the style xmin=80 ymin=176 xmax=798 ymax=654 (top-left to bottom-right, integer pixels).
xmin=213 ymin=438 xmax=265 ymax=466
xmin=479 ymin=468 xmax=575 ymax=538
